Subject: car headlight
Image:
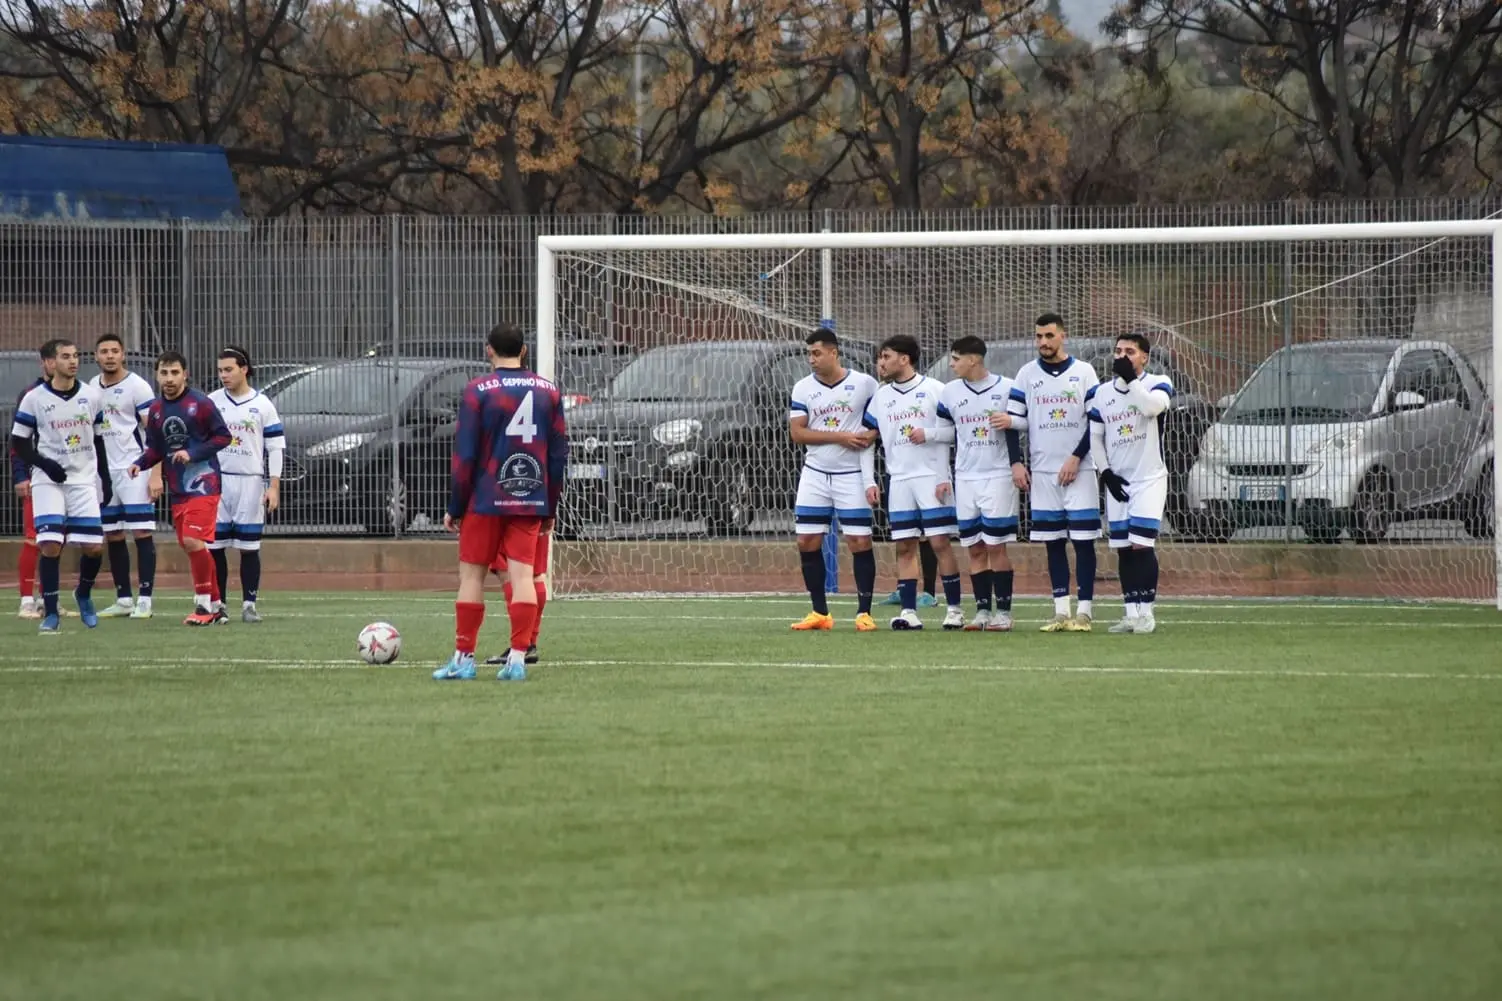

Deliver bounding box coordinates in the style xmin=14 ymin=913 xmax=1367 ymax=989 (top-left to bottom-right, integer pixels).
xmin=651 ymin=419 xmax=702 ymax=446
xmin=1199 ymin=430 xmax=1225 ymax=457
xmin=304 ymin=432 xmax=376 ymax=458
xmin=665 ymin=450 xmax=699 ymax=470
xmin=1308 ymin=427 xmax=1364 ymax=455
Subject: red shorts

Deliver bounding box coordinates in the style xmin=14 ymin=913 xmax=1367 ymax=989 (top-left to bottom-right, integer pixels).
xmin=172 ymin=496 xmax=219 ymax=544
xmin=22 ymin=494 xmax=35 ymax=542
xmin=489 ymin=530 xmax=550 ymax=576
xmin=459 ymin=514 xmax=542 ymax=569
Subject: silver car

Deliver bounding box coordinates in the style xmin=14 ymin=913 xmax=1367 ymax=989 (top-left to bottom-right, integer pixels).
xmin=1187 ymin=339 xmax=1493 ymax=543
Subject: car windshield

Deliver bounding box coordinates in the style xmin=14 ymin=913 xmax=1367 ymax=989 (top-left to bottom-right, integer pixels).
xmin=607 ymin=347 xmax=758 ymax=401
xmin=925 ymin=345 xmax=1036 ymax=382
xmin=272 ymin=362 xmax=432 ymax=416
xmin=1224 ymin=349 xmax=1389 ymax=424
xmin=0 ymin=358 xmax=40 ymax=403
xmin=559 ymin=353 xmax=632 ymax=395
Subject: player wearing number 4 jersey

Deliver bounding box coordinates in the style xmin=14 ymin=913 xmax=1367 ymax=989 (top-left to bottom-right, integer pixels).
xmin=437 ymin=323 xmax=568 ymax=682
xmin=1088 ymin=332 xmax=1173 ymax=635
xmin=788 ymin=328 xmax=881 ymax=632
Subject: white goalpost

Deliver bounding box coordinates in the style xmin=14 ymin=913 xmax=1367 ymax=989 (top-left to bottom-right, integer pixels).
xmin=538 ymin=221 xmax=1502 ymax=608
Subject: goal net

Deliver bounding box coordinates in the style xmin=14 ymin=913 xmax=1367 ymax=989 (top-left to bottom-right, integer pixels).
xmin=541 ymin=222 xmax=1500 ymax=605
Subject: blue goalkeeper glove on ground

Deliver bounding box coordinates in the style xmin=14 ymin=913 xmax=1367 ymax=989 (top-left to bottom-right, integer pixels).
xmin=1101 ymin=468 xmax=1131 ymax=503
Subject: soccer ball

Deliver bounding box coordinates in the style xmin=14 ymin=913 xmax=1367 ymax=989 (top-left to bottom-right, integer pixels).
xmin=357 ymin=622 xmax=402 ymax=665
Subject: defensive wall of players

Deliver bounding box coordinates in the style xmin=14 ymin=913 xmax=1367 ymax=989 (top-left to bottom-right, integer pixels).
xmin=0 ymin=538 xmax=1488 ymax=601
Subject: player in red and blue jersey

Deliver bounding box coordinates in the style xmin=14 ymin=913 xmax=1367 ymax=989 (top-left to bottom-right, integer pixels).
xmin=128 ymin=352 xmax=233 ymax=626
xmin=435 ymin=323 xmax=568 ymax=682
xmin=10 ymin=340 xmax=59 ymax=619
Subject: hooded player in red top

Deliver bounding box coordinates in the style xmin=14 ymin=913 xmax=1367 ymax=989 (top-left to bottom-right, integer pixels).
xmin=434 ymin=323 xmax=568 ymax=682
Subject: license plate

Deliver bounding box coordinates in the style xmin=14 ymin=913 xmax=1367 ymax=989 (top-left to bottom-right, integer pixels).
xmin=1238 ymin=485 xmax=1286 ymax=502
xmin=567 ymin=463 xmax=606 ymax=480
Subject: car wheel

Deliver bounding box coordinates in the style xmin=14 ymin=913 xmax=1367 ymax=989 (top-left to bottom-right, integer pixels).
xmin=1174 ymin=510 xmax=1234 ymax=544
xmin=1303 ymin=524 xmax=1342 ymax=544
xmin=706 ymin=467 xmax=755 ymax=536
xmin=1349 ymin=471 xmax=1394 ymax=545
xmin=366 ymin=476 xmax=407 ymax=535
xmin=1463 ymin=463 xmax=1494 ymax=540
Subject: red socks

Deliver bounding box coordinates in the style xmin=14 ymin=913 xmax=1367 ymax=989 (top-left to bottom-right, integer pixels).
xmin=531 ymin=582 xmax=547 ymax=646
xmin=187 ymin=548 xmax=220 ymax=607
xmin=455 ymin=601 xmax=485 ymax=655
xmin=508 ymin=600 xmax=538 ymax=653
xmin=18 ymin=542 xmax=38 ymax=598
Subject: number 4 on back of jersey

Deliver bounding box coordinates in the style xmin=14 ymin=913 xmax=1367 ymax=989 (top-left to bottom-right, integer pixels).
xmin=505 ymin=390 xmax=537 ymax=444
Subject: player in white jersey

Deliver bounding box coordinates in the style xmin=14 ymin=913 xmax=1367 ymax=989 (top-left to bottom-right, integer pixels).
xmin=939 ymin=337 xmax=1021 ymax=632
xmin=1088 ymin=332 xmax=1173 ymax=635
xmin=788 ymin=329 xmax=882 ymax=632
xmin=8 ymin=340 xmax=112 ymax=632
xmin=208 ymin=346 xmax=285 ymax=623
xmin=89 ymin=334 xmax=162 ymax=620
xmin=1007 ymin=313 xmax=1100 ymax=632
xmin=867 ymin=335 xmax=966 ymax=630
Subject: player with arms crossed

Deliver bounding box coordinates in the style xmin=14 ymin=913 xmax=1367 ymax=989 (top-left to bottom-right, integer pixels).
xmin=788 ymin=329 xmax=881 ymax=631
xmin=437 ymin=324 xmax=568 ymax=682
xmin=1008 ymin=313 xmax=1100 ymax=632
xmin=940 ymin=337 xmax=1022 ymax=631
xmin=128 ymin=352 xmax=234 ymax=625
xmin=208 ymin=347 xmax=285 ymax=623
xmin=868 ymin=334 xmax=967 ymax=630
xmin=9 ymin=340 xmax=113 ymax=632
xmin=11 ymin=339 xmax=59 ymax=619
xmin=1088 ymin=332 xmax=1173 ymax=634
xmin=90 ymin=333 xmax=162 ymax=619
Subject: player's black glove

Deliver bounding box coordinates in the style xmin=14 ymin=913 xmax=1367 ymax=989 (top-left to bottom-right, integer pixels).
xmin=35 ymin=456 xmax=67 ymax=483
xmin=1112 ymin=355 xmax=1137 ymax=383
xmin=1101 ymin=468 xmax=1131 ymax=503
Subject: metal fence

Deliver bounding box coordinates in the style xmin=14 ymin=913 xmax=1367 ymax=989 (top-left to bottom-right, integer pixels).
xmin=0 ymin=200 xmax=1496 ymax=564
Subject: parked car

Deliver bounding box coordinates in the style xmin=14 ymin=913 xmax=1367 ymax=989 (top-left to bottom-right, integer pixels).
xmin=364 ymin=333 xmax=637 ymax=410
xmin=926 ymin=335 xmax=1224 ymax=539
xmin=549 ymin=338 xmax=880 ymax=534
xmin=1187 ymin=338 xmax=1493 ymax=542
xmin=272 ymin=357 xmax=490 ymax=533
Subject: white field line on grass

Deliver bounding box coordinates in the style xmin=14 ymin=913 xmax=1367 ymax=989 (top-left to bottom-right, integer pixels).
xmin=1 ymin=656 xmax=1499 ymax=683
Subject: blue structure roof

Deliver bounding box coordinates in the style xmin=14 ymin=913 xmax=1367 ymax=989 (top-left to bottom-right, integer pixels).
xmin=0 ymin=135 xmax=242 ymax=222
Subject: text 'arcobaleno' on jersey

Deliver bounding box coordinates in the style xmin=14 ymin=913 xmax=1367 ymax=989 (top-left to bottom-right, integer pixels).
xmin=867 ymin=374 xmax=954 ymax=481
xmin=88 ymin=371 xmax=154 ymax=470
xmin=1087 ymin=373 xmax=1175 ymax=483
xmin=940 ymin=375 xmax=1015 ymax=481
xmin=788 ymin=370 xmax=879 ymax=475
xmin=1008 ymin=356 xmax=1098 ymax=473
xmin=10 ymin=382 xmax=105 ymax=485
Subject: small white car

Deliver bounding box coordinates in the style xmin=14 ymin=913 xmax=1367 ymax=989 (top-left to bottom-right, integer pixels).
xmin=1187 ymin=338 xmax=1493 ymax=543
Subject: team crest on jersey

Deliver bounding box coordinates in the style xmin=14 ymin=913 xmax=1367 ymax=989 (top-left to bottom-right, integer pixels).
xmin=187 ymin=404 xmax=197 ymax=415
xmin=498 ymin=453 xmax=544 ymax=499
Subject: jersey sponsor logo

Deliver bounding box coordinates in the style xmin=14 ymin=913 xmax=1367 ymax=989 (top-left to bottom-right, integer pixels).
xmin=498 ymin=453 xmax=544 ymax=499
xmin=1116 ymin=422 xmax=1136 ymax=437
xmin=163 ymin=415 xmax=189 ymax=452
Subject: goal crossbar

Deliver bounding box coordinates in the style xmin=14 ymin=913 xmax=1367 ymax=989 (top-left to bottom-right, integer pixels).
xmin=538 ymin=220 xmax=1502 ymax=609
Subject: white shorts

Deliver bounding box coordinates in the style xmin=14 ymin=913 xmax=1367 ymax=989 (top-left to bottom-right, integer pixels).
xmin=1106 ymin=475 xmax=1168 ymax=549
xmin=101 ymin=466 xmax=157 ymax=533
xmin=793 ymin=467 xmax=872 ymax=536
xmin=31 ymin=480 xmax=103 ymax=547
xmin=209 ymin=475 xmax=266 ymax=551
xmin=956 ymin=477 xmax=1020 ymax=546
xmin=887 ymin=475 xmax=958 ymax=540
xmin=1028 ymin=469 xmax=1101 ymax=541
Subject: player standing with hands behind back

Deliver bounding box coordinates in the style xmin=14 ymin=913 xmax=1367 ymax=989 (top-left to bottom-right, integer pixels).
xmin=436 ymin=324 xmax=568 ymax=682
xmin=1088 ymin=332 xmax=1174 ymax=634
xmin=128 ymin=352 xmax=233 ymax=625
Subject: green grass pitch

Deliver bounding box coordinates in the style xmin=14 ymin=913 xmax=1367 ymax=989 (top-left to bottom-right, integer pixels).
xmin=2 ymin=592 xmax=1500 ymax=1001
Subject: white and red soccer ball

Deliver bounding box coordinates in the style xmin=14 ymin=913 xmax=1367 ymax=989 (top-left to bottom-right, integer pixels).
xmin=357 ymin=622 xmax=402 ymax=665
